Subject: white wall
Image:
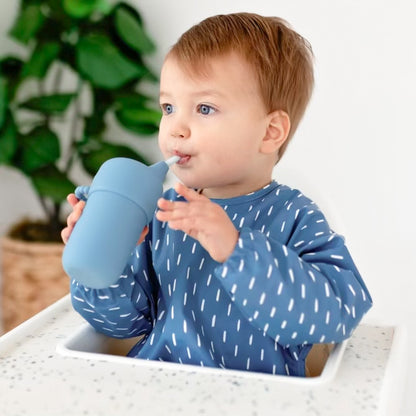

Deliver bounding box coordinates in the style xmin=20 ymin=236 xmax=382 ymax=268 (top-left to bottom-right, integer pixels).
xmin=1 ymin=0 xmax=415 ymax=413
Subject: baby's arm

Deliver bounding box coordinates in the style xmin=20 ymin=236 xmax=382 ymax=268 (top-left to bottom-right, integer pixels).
xmin=215 ymin=208 xmax=372 ymax=347
xmin=70 ymin=245 xmax=155 ymax=339
xmin=156 ymin=183 xmax=239 ymax=262
xmin=157 ymin=185 xmax=371 ymax=346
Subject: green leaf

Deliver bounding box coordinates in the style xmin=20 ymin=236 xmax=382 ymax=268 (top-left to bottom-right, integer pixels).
xmin=114 ymin=92 xmax=150 ymax=109
xmin=114 ymin=6 xmax=155 ymax=54
xmin=31 ymin=166 xmax=76 ymax=203
xmin=0 ymin=78 xmax=7 ymax=128
xmin=0 ymin=57 xmax=24 ymax=100
xmin=81 ymin=141 xmax=149 ymax=175
xmin=84 ymin=113 xmax=106 ymax=137
xmin=22 ymin=42 xmax=60 ymax=79
xmin=0 ymin=117 xmax=17 ymax=164
xmin=83 ymin=89 xmax=113 ymax=136
xmin=76 ymin=34 xmax=146 ymax=89
xmin=0 ymin=57 xmax=24 ymax=79
xmin=63 ymin=0 xmax=111 ymax=18
xmin=118 ymin=107 xmax=161 ymax=125
xmin=115 ymin=107 xmax=160 ymax=136
xmin=19 ymin=126 xmax=60 ymax=172
xmin=9 ymin=5 xmax=45 ymax=45
xmin=19 ymin=93 xmax=75 ymax=115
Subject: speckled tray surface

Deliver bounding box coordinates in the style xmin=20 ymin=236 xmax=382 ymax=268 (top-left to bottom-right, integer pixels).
xmin=0 ymin=295 xmax=407 ymax=416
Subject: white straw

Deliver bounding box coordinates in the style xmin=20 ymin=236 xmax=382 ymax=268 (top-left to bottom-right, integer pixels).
xmin=165 ymin=155 xmax=180 ymax=166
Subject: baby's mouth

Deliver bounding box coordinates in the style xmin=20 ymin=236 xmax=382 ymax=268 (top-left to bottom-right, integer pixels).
xmin=174 ymin=151 xmax=191 ymax=165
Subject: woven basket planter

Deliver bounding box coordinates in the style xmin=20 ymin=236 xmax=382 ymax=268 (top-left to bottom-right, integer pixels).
xmin=1 ymin=236 xmax=69 ymax=332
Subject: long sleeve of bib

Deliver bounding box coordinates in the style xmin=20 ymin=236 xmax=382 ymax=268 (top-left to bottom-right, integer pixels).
xmin=70 ymin=240 xmax=156 ymax=339
xmin=215 ymin=200 xmax=372 ymax=347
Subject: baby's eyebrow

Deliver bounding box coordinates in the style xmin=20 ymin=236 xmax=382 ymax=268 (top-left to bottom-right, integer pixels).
xmin=191 ymin=89 xmax=224 ymax=98
xmin=160 ymin=89 xmax=225 ymax=100
xmin=159 ymin=91 xmax=171 ymax=99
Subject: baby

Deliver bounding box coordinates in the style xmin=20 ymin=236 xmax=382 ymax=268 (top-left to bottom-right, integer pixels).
xmin=62 ymin=12 xmax=372 ymax=377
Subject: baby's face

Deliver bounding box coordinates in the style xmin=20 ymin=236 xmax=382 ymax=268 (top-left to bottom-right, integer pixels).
xmin=158 ymin=52 xmax=273 ymax=198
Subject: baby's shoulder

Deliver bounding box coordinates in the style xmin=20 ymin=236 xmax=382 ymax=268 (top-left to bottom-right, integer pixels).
xmin=274 ymin=183 xmax=317 ymax=210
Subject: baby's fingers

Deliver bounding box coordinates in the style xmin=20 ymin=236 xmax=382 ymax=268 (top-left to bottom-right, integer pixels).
xmin=137 ymin=226 xmax=149 ymax=245
xmin=62 ymin=201 xmax=85 ymax=244
xmin=174 ymin=183 xmax=205 ymax=202
xmin=61 ymin=226 xmax=73 ymax=244
xmin=67 ymin=201 xmax=86 ymax=227
xmin=67 ymin=193 xmax=79 ymax=207
xmin=157 ymin=197 xmax=175 ymax=212
xmin=156 ymin=199 xmax=197 ymax=223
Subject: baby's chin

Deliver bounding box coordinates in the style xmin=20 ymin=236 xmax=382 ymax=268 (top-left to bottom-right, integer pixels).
xmin=173 ymin=176 xmax=205 ymax=193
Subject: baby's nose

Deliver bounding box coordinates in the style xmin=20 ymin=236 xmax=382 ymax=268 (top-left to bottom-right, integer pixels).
xmin=171 ymin=124 xmax=190 ymax=139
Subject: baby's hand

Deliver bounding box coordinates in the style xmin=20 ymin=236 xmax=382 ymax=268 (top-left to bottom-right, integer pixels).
xmin=61 ymin=194 xmax=85 ymax=244
xmin=156 ymin=183 xmax=239 ymax=263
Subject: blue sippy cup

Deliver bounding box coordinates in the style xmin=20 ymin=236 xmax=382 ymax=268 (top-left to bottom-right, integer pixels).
xmin=62 ymin=156 xmax=179 ymax=289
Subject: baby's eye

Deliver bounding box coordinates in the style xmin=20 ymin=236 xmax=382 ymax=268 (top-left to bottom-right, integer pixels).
xmin=197 ymin=104 xmax=216 ymax=115
xmin=161 ymin=103 xmax=174 ymax=115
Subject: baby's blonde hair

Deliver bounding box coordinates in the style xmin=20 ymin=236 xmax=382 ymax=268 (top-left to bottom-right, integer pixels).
xmin=168 ymin=12 xmax=314 ymax=160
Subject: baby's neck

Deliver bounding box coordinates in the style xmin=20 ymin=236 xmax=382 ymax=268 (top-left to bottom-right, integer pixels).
xmin=200 ymin=180 xmax=273 ymax=199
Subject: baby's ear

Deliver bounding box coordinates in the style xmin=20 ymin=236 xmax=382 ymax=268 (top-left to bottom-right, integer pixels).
xmin=260 ymin=110 xmax=290 ymax=154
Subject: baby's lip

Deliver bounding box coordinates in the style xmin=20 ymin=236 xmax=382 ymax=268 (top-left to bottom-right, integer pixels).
xmin=173 ymin=150 xmax=191 ymax=164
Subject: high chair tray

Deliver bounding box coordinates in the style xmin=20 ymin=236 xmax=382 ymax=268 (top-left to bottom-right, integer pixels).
xmin=56 ymin=322 xmax=346 ymax=384
xmin=0 ymin=295 xmax=407 ymax=416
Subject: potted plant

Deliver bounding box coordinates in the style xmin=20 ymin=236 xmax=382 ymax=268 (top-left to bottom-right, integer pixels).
xmin=0 ymin=0 xmax=160 ymax=331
